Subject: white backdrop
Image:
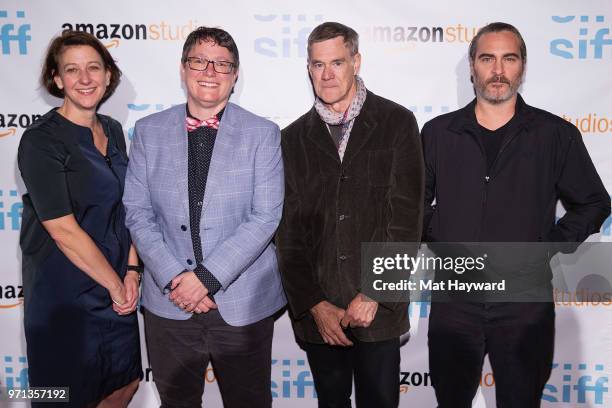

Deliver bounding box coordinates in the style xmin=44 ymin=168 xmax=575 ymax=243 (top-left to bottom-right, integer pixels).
xmin=0 ymin=0 xmax=611 ymax=406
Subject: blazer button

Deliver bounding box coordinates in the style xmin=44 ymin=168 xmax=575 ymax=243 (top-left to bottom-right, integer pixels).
xmin=339 ymin=255 xmax=347 ymax=261
xmin=186 ymin=259 xmax=193 ymax=265
xmin=180 ymin=225 xmax=187 ymax=231
xmin=339 ymin=214 xmax=346 ymax=221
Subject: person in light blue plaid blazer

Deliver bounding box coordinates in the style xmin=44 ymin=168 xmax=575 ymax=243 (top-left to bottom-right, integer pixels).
xmin=123 ymin=27 xmax=285 ymax=407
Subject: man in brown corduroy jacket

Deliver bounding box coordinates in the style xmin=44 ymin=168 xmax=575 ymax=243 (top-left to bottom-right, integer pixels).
xmin=276 ymin=21 xmax=424 ymax=408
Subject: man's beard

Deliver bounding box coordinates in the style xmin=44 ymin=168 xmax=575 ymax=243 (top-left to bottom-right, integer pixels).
xmin=473 ymin=71 xmax=523 ymax=104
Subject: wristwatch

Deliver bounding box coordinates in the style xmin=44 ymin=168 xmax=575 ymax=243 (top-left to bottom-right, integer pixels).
xmin=127 ymin=264 xmax=144 ymax=282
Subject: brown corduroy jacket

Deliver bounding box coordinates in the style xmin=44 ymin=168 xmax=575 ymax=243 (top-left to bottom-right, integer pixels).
xmin=276 ymin=90 xmax=424 ymax=343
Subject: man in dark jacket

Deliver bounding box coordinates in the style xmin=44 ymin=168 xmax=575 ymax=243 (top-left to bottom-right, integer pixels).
xmin=276 ymin=22 xmax=424 ymax=408
xmin=422 ymin=22 xmax=610 ymax=408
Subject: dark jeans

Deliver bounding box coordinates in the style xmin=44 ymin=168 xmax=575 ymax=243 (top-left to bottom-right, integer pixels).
xmin=301 ymin=336 xmax=400 ymax=408
xmin=144 ymin=308 xmax=274 ymax=408
xmin=428 ymin=302 xmax=555 ymax=408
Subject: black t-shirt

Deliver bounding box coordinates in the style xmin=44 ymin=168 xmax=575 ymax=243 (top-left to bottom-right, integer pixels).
xmin=477 ymin=117 xmax=514 ymax=172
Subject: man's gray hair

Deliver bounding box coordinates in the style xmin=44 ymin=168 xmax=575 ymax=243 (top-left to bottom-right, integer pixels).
xmin=307 ymin=22 xmax=359 ymax=60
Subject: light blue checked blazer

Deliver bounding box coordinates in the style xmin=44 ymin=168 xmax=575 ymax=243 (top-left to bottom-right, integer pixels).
xmin=123 ymin=103 xmax=286 ymax=325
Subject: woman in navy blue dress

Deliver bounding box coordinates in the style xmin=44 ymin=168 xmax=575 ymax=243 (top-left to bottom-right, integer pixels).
xmin=18 ymin=31 xmax=142 ymax=407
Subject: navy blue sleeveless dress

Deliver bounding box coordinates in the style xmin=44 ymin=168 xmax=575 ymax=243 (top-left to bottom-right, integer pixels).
xmin=18 ymin=109 xmax=142 ymax=407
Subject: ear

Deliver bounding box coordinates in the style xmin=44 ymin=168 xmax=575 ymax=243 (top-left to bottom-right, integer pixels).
xmin=469 ymin=60 xmax=475 ymax=83
xmin=105 ymin=69 xmax=111 ymax=87
xmin=232 ymin=67 xmax=239 ymax=85
xmin=180 ymin=61 xmax=186 ymax=82
xmin=353 ymin=53 xmax=362 ymax=75
xmin=53 ymin=73 xmax=64 ymax=90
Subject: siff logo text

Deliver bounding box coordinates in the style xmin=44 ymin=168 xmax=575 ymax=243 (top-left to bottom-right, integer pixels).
xmin=550 ymin=15 xmax=612 ymax=59
xmin=0 ymin=10 xmax=30 ymax=55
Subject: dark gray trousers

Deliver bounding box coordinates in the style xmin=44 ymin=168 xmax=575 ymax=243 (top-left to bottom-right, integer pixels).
xmin=144 ymin=308 xmax=274 ymax=408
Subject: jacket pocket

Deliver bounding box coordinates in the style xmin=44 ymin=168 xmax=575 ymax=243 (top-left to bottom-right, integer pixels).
xmin=367 ymin=149 xmax=394 ymax=187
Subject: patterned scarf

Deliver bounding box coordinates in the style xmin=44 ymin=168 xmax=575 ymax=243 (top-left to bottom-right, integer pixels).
xmin=314 ymin=75 xmax=367 ymax=161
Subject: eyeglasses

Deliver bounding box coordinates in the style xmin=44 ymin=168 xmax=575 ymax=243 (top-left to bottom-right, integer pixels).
xmin=185 ymin=57 xmax=235 ymax=74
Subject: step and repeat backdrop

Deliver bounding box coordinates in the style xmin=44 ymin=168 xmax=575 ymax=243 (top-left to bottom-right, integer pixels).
xmin=1 ymin=0 xmax=611 ymax=406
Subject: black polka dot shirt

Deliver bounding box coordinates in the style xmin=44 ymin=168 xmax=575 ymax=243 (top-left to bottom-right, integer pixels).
xmin=184 ymin=106 xmax=224 ymax=295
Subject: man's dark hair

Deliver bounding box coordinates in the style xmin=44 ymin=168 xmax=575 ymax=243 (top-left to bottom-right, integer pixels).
xmin=181 ymin=26 xmax=240 ymax=68
xmin=41 ymin=30 xmax=122 ymax=104
xmin=468 ymin=22 xmax=527 ymax=63
xmin=307 ymin=22 xmax=359 ymax=60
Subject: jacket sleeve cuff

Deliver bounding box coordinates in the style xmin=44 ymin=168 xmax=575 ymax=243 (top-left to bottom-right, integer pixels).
xmin=289 ymin=291 xmax=327 ymax=321
xmin=194 ymin=264 xmax=222 ymax=295
xmin=163 ymin=270 xmax=187 ymax=294
xmin=379 ymin=301 xmax=408 ymax=311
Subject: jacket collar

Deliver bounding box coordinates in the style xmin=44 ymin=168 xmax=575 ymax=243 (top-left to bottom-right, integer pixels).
xmin=448 ymin=93 xmax=536 ymax=134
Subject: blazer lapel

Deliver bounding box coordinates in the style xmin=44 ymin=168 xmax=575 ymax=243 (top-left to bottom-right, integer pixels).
xmin=340 ymin=95 xmax=377 ymax=168
xmin=171 ymin=105 xmax=190 ymax=219
xmin=304 ymin=108 xmax=341 ymax=164
xmin=201 ymin=102 xmax=236 ymax=214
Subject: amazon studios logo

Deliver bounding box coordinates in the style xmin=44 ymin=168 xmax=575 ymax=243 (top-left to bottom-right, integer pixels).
xmin=254 ymin=14 xmax=323 ymax=58
xmin=0 ymin=284 xmax=24 ymax=309
xmin=0 ymin=113 xmax=42 ymax=138
xmin=61 ymin=19 xmax=200 ymax=48
xmin=0 ymin=10 xmax=31 ymax=55
xmin=550 ymin=15 xmax=612 ymax=59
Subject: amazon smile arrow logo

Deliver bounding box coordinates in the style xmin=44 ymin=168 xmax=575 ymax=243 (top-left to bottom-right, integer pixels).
xmin=105 ymin=39 xmax=120 ymax=48
xmin=0 ymin=128 xmax=16 ymax=137
xmin=0 ymin=299 xmax=23 ymax=308
xmin=0 ymin=285 xmax=24 ymax=309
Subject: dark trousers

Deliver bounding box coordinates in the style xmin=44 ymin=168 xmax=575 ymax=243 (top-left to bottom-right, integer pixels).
xmin=301 ymin=336 xmax=400 ymax=408
xmin=428 ymin=302 xmax=555 ymax=408
xmin=144 ymin=308 xmax=274 ymax=408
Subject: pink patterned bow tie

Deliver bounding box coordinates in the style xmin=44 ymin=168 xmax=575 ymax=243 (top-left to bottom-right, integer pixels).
xmin=186 ymin=115 xmax=220 ymax=132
